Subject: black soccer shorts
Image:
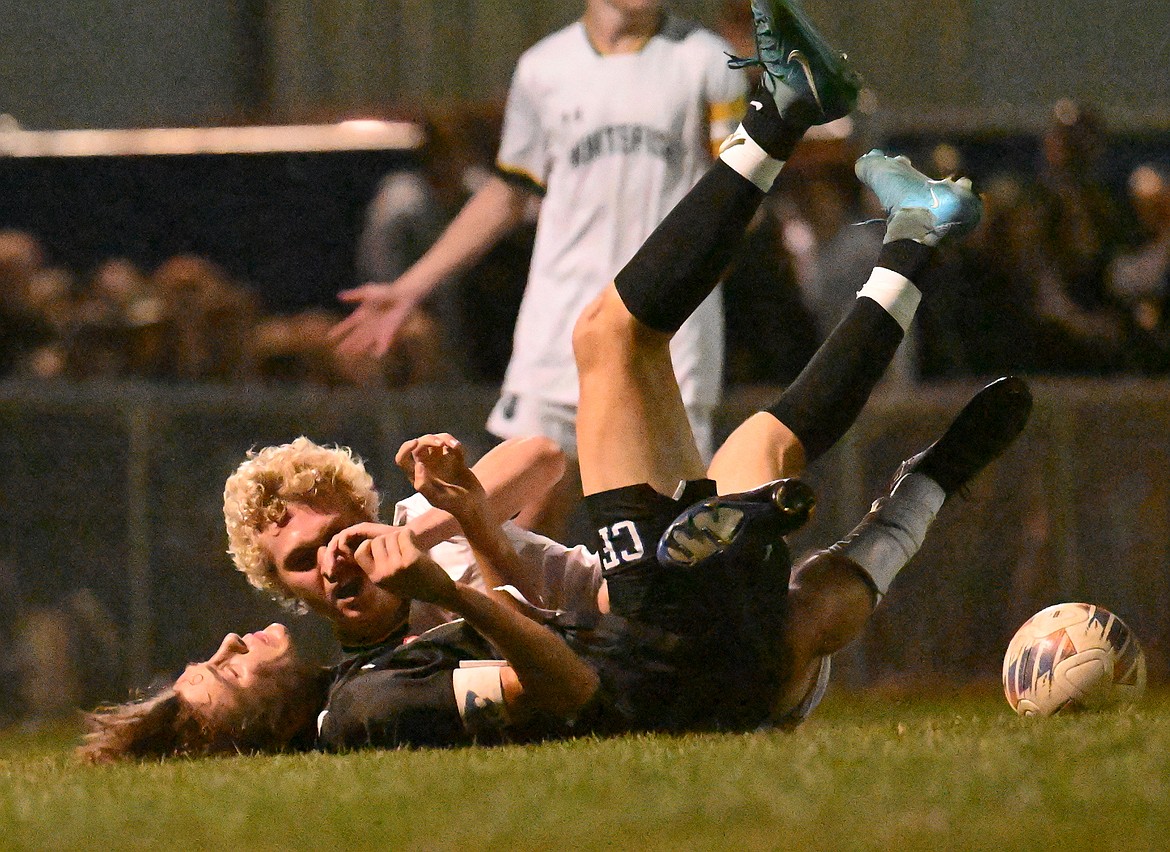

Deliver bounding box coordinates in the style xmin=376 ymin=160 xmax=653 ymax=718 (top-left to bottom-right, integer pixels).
xmin=584 ymin=479 xmax=718 ymax=634
xmin=583 ymin=478 xmax=795 ymax=732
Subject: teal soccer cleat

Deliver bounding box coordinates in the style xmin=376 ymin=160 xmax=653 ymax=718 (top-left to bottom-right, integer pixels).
xmin=729 ymin=0 xmax=861 ymax=125
xmin=855 ymin=149 xmax=984 ymax=245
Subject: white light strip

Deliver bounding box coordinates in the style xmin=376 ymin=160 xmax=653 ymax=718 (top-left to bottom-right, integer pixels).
xmin=0 ymin=120 xmax=425 ymax=158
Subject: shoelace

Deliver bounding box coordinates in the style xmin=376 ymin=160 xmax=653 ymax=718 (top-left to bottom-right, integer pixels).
xmin=725 ymin=52 xmax=761 ymax=71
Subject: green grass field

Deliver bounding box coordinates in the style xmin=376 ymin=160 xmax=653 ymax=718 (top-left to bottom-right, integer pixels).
xmin=2 ymin=688 xmax=1169 ymax=850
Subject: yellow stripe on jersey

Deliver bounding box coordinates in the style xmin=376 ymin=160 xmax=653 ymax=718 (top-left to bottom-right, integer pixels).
xmin=495 ymin=161 xmax=547 ymax=194
xmin=709 ymin=96 xmax=747 ymax=126
xmin=708 ymin=96 xmax=747 ymax=157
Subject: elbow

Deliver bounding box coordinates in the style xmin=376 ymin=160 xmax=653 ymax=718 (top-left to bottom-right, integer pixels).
xmin=536 ymin=668 xmax=601 ymax=720
xmin=506 ymin=664 xmax=600 ymax=721
xmin=503 ymin=435 xmax=567 ymax=484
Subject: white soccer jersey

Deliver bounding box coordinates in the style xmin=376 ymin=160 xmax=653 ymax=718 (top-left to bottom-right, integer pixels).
xmin=393 ymin=493 xmax=602 ymax=633
xmin=495 ymin=15 xmax=746 ymax=410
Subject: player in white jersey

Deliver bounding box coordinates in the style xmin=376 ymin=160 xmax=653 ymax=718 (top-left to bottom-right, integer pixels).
xmin=486 ymin=12 xmax=745 ymax=452
xmin=332 ymin=0 xmax=746 ymax=537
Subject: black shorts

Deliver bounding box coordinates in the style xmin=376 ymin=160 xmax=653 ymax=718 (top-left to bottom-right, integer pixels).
xmin=582 ymin=480 xmax=794 ymax=732
xmin=585 ymin=479 xmax=718 ymax=633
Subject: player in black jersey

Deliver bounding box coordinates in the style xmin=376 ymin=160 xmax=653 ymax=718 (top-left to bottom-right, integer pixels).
xmin=79 ymin=0 xmax=1034 ymax=761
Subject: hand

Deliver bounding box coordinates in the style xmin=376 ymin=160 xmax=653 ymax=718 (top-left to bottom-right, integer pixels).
xmin=395 ymin=434 xmax=487 ymax=519
xmin=354 ymin=527 xmax=456 ymax=606
xmin=325 ymin=522 xmax=400 ymax=571
xmin=329 ymin=278 xmax=429 ymax=359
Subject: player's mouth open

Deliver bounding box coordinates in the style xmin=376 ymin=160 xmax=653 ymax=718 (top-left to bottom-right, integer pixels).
xmin=333 ymin=578 xmax=363 ymax=602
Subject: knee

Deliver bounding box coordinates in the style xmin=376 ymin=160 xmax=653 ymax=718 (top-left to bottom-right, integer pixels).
xmin=572 ymin=284 xmax=653 ymax=373
xmin=787 ymin=550 xmax=877 ymax=657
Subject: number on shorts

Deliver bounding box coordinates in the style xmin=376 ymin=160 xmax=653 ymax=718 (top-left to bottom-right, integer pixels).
xmin=597 ymin=520 xmax=645 ymax=570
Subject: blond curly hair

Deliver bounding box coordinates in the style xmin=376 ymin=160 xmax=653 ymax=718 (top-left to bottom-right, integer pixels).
xmin=223 ymin=437 xmax=379 ymax=607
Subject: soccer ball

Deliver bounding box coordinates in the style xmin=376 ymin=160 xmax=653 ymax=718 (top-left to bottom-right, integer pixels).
xmin=1002 ymin=603 xmax=1146 ymax=717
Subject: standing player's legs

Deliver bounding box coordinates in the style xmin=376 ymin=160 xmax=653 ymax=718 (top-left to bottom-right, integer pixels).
xmin=708 ymin=151 xmax=984 ymax=493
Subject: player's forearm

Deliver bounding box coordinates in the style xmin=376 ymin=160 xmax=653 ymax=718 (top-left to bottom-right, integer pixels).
xmin=442 ymin=583 xmax=599 ymax=718
xmin=468 ymin=436 xmax=566 ymax=528
xmin=405 ymin=436 xmax=564 ymax=554
xmin=458 ymin=510 xmax=532 ymax=595
xmin=400 ymin=176 xmax=530 ymax=295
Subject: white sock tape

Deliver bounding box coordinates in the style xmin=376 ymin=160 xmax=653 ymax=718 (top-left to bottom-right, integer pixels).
xmin=719 ymin=126 xmax=784 ymax=192
xmin=857 ymin=266 xmax=922 ymax=333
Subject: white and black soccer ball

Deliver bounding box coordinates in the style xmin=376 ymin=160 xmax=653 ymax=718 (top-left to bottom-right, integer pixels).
xmin=1002 ymin=602 xmax=1146 ymax=717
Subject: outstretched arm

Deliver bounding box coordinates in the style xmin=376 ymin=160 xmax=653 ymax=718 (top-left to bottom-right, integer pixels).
xmin=398 ymin=433 xmax=566 ymax=550
xmin=357 ymin=528 xmax=599 ymax=720
xmin=331 ymin=176 xmax=531 ymax=358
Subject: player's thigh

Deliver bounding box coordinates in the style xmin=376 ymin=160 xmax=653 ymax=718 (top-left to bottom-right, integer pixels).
xmin=574 ymin=285 xmax=705 ymax=497
xmin=707 ymin=412 xmax=807 ymax=494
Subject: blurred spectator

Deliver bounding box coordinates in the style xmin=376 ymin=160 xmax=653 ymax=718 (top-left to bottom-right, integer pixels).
xmin=919 ymin=173 xmax=1126 ymax=376
xmin=357 ymin=103 xmax=534 ymax=384
xmin=152 ymin=255 xmax=259 ymax=382
xmin=917 ymin=175 xmax=1045 ymax=376
xmin=1108 ymin=164 xmax=1170 ymax=371
xmin=1035 ymin=100 xmax=1129 ymax=329
xmin=356 ymin=112 xmax=460 ymax=285
xmin=714 ymin=0 xmax=760 ymax=87
xmin=253 ymin=310 xmax=357 ymax=386
xmin=0 ymin=230 xmax=54 ymax=377
xmin=784 ymin=166 xmax=883 ymax=341
xmin=251 ymin=307 xmax=445 ymax=388
xmin=63 ymin=258 xmax=167 ymax=379
xmin=721 ymin=200 xmax=817 ymax=385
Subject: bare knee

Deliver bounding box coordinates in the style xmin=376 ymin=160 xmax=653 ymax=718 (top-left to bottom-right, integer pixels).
xmin=710 ymin=413 xmax=808 ymax=493
xmin=786 ymin=550 xmax=876 ymax=658
xmin=572 ymin=284 xmax=668 ymax=374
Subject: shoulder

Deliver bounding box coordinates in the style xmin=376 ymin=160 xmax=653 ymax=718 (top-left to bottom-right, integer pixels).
xmin=517 ymin=20 xmax=586 ymax=69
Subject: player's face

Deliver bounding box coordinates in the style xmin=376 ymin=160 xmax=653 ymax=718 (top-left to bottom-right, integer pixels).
xmin=173 ymin=623 xmax=297 ymax=712
xmin=593 ymin=0 xmax=663 ymax=17
xmin=258 ymin=497 xmax=409 ymax=645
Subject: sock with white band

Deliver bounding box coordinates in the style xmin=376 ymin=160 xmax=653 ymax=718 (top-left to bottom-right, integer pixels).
xmin=857 ymin=267 xmax=922 ymax=334
xmin=828 ymin=472 xmax=946 ymax=596
xmin=719 ymin=129 xmax=785 ymax=192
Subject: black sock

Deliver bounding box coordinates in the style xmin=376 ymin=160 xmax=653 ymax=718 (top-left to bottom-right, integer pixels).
xmin=741 ymin=82 xmax=813 ymax=161
xmin=877 ymin=239 xmax=934 ymax=287
xmin=765 ymin=297 xmax=904 ymax=462
xmin=614 ymin=161 xmax=764 ymax=334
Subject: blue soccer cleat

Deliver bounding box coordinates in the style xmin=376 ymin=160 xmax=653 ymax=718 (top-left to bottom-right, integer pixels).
xmin=855 ymin=149 xmax=984 ymax=245
xmin=728 ymin=0 xmax=861 ymax=126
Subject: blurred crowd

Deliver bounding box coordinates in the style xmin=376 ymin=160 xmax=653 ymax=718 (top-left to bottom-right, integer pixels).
xmin=723 ymin=99 xmax=1170 ymax=385
xmin=2 ymin=101 xmax=1169 ymax=390
xmin=0 ymin=233 xmax=446 ymax=388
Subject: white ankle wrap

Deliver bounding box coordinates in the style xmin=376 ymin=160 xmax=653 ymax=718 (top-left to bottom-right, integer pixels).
xmin=858 ymin=266 xmax=922 ymax=333
xmin=719 ymin=125 xmax=784 ymax=192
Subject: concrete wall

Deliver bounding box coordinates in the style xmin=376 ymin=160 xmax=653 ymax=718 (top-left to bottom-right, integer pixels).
xmin=0 ymin=0 xmax=247 ymax=129
xmin=2 ymin=1 xmax=1168 ymax=132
